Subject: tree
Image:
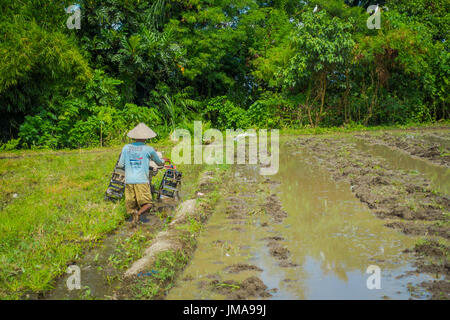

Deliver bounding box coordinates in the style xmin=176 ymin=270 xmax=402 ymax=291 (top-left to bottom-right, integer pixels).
xmin=353 ymin=9 xmax=446 ymax=124
xmin=0 ymin=6 xmax=91 ymax=141
xmin=282 ymin=9 xmax=355 ymax=126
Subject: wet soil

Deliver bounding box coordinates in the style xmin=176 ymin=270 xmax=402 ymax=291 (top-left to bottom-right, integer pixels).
xmin=353 ymin=139 xmax=450 ymax=195
xmin=292 ymin=137 xmax=450 ymax=226
xmin=290 ymin=135 xmax=449 ymax=299
xmin=262 ymin=194 xmax=288 ymax=223
xmin=209 ymin=276 xmax=272 ymax=299
xmin=268 ymin=244 xmax=290 ymax=260
xmin=167 ymin=164 xmax=290 ymax=300
xmin=413 ymin=240 xmax=450 ymax=299
xmin=385 ymin=221 xmax=450 ymax=239
xmin=263 ymin=237 xmax=295 ymax=267
xmin=44 ymin=209 xmax=166 ymax=300
xmin=355 ymin=131 xmax=450 ymax=167
xmin=421 ymin=280 xmax=450 ymax=299
xmin=224 ymin=264 xmax=263 ymax=274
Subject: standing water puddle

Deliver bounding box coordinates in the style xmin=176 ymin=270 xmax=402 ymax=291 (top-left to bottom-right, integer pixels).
xmin=418 ymin=133 xmax=450 ymax=150
xmin=167 ymin=141 xmax=436 ymax=300
xmin=353 ymin=138 xmax=450 ymax=194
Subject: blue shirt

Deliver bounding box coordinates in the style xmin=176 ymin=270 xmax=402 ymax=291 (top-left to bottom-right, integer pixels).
xmin=118 ymin=142 xmax=164 ymax=184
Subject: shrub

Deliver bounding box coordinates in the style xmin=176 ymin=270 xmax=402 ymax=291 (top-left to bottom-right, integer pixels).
xmin=204 ymin=96 xmax=249 ymax=129
xmin=0 ymin=138 xmax=21 ymax=151
xmin=16 ymin=69 xmax=166 ymax=149
xmin=18 ymin=103 xmax=165 ymax=149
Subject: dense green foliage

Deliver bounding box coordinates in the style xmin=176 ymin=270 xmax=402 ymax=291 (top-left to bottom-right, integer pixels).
xmin=1 ymin=0 xmax=448 ymax=148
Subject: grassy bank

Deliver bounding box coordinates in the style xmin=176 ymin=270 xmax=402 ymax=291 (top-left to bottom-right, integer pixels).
xmin=280 ymin=120 xmax=450 ymax=136
xmin=2 ymin=121 xmax=450 ymax=156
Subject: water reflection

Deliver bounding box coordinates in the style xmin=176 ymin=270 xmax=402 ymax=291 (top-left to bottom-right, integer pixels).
xmin=354 ymin=138 xmax=450 ymax=194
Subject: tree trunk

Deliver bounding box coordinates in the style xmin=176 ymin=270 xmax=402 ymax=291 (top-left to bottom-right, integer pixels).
xmin=315 ymin=72 xmax=327 ymax=126
xmin=343 ymin=69 xmax=350 ymax=123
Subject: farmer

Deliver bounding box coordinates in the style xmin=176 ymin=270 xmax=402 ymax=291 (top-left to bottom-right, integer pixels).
xmin=119 ymin=123 xmax=166 ymax=226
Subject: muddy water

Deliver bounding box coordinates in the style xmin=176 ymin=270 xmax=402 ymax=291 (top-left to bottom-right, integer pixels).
xmin=393 ymin=130 xmax=450 ymax=150
xmin=353 ymin=138 xmax=450 ymax=194
xmin=45 ymin=226 xmax=130 ymax=300
xmin=45 ymin=201 xmax=179 ymax=300
xmin=419 ymin=133 xmax=450 ymax=150
xmin=167 ymin=142 xmax=436 ymax=300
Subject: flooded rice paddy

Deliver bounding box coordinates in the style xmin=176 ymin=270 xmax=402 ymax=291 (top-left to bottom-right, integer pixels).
xmin=167 ymin=136 xmax=448 ymax=300
xmin=38 ymin=130 xmax=449 ymax=300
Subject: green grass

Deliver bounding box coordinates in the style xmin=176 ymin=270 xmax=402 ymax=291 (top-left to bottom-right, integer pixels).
xmin=131 ymin=250 xmax=189 ymax=299
xmin=108 ymin=230 xmax=152 ymax=271
xmin=0 ymin=146 xmax=128 ymax=299
xmin=280 ymin=120 xmax=450 ymax=136
xmin=0 ymin=138 xmax=181 ymax=299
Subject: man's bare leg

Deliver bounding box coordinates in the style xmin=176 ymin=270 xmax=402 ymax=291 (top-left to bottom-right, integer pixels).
xmin=132 ymin=203 xmax=152 ymax=226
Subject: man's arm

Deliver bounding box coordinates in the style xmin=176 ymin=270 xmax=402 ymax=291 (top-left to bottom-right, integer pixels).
xmin=118 ymin=146 xmax=127 ymax=168
xmin=149 ymin=148 xmax=164 ymax=166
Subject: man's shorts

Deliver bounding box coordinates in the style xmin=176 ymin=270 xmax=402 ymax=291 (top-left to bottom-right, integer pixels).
xmin=125 ymin=183 xmax=153 ymax=214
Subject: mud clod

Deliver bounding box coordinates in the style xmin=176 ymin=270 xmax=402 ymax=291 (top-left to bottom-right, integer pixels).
xmin=210 ymin=276 xmax=272 ymax=299
xmin=420 ymin=280 xmax=450 ymax=300
xmin=278 ymin=261 xmax=299 ymax=268
xmin=261 ymin=236 xmax=285 ymax=241
xmin=262 ymin=194 xmax=287 ymax=223
xmin=224 ymin=264 xmax=263 ymax=274
xmin=269 ymin=244 xmax=290 ymax=260
xmin=415 ymin=240 xmax=449 ymax=258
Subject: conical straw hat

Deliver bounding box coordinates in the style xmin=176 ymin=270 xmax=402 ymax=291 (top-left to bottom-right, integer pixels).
xmin=127 ymin=123 xmax=157 ymax=140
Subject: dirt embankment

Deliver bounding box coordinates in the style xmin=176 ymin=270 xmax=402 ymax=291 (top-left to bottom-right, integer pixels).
xmin=123 ymin=199 xmax=198 ymax=278
xmin=290 ymin=136 xmax=450 ymax=299
xmin=355 ymin=132 xmax=450 ymax=167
